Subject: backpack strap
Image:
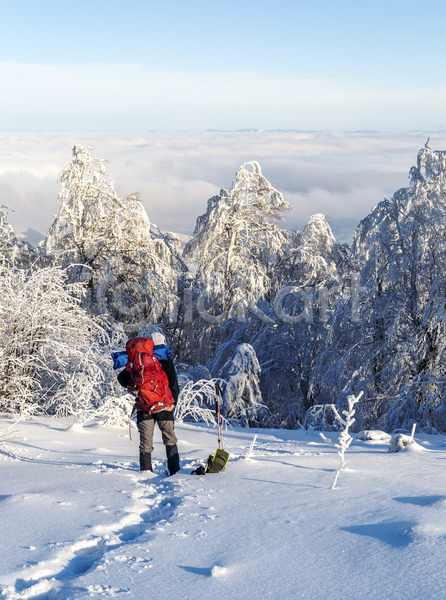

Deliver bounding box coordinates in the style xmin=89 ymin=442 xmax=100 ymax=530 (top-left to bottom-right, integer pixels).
xmin=137 ymin=353 xmax=144 ymax=384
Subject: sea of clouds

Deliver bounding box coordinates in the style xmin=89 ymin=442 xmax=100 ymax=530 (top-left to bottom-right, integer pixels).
xmin=1 ymin=130 xmax=445 ymax=246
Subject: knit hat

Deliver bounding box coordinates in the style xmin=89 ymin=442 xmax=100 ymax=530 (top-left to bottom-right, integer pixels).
xmin=151 ymin=332 xmax=166 ymax=346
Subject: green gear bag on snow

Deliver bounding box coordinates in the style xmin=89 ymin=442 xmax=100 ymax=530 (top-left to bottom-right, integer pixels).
xmin=206 ymin=448 xmax=230 ymax=473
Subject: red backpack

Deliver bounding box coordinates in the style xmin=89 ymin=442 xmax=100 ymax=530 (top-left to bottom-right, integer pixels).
xmin=125 ymin=337 xmax=174 ymax=414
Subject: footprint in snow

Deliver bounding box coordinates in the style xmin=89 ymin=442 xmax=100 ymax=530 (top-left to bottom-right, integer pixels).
xmin=1 ymin=469 xmax=183 ymax=600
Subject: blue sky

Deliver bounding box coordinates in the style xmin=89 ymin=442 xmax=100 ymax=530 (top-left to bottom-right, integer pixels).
xmin=1 ymin=0 xmax=446 ymax=130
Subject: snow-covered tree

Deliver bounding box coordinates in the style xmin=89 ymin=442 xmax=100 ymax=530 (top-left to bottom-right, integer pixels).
xmin=214 ymin=343 xmax=265 ymax=427
xmin=44 ymin=146 xmax=181 ymax=330
xmin=186 ymin=209 xmax=351 ymax=428
xmin=0 ymin=208 xmax=16 ymax=262
xmin=309 ymin=145 xmax=446 ymax=432
xmin=201 ymin=211 xmax=355 ymax=428
xmin=0 ymin=263 xmax=108 ymax=418
xmin=207 ymin=304 xmax=325 ymax=429
xmin=184 ymin=161 xmax=291 ymax=314
xmin=0 ymin=207 xmax=41 ymax=269
xmin=280 ymin=214 xmax=352 ymax=291
xmin=180 ymin=161 xmax=291 ymax=365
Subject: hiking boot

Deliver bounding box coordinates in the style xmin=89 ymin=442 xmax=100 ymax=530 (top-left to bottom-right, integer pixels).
xmin=139 ymin=452 xmax=153 ymax=471
xmin=166 ymin=444 xmax=180 ymax=476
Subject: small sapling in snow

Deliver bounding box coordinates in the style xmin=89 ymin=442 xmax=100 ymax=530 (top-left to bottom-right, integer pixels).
xmin=320 ymin=391 xmax=363 ymax=489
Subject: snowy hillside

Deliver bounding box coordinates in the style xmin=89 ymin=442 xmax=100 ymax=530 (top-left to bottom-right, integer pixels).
xmin=1 ymin=417 xmax=445 ymax=600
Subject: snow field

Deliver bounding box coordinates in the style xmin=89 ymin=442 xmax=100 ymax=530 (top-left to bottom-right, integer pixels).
xmin=1 ymin=418 xmax=446 ymax=599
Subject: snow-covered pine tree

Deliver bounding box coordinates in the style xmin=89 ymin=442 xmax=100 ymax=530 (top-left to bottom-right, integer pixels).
xmin=44 ymin=146 xmax=180 ymax=330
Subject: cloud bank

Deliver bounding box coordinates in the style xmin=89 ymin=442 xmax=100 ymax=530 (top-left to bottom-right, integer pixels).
xmin=1 ymin=130 xmax=445 ymax=245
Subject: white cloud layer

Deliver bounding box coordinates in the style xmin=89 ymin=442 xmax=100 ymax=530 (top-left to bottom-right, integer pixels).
xmin=1 ymin=130 xmax=445 ymax=245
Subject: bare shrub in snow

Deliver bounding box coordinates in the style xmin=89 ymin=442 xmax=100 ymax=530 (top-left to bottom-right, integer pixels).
xmin=304 ymin=404 xmax=345 ymax=431
xmin=96 ymin=393 xmax=136 ymax=428
xmin=0 ymin=417 xmax=21 ymax=447
xmin=320 ymin=391 xmax=363 ymax=489
xmin=175 ymin=378 xmax=226 ymax=426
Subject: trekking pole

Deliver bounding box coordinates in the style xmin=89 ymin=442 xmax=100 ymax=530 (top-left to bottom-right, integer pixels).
xmin=215 ymin=382 xmax=223 ymax=449
xmin=128 ymin=392 xmax=138 ymax=442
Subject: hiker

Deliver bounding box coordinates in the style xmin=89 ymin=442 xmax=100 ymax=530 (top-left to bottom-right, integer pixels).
xmin=117 ymin=333 xmax=180 ymax=476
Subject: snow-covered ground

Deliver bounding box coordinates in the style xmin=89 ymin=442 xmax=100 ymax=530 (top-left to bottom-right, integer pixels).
xmin=1 ymin=417 xmax=445 ymax=600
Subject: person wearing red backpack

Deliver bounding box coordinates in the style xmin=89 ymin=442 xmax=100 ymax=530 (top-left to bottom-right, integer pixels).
xmin=117 ymin=332 xmax=180 ymax=475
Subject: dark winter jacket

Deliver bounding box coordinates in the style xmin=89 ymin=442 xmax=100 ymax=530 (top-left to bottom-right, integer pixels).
xmin=158 ymin=356 xmax=180 ymax=404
